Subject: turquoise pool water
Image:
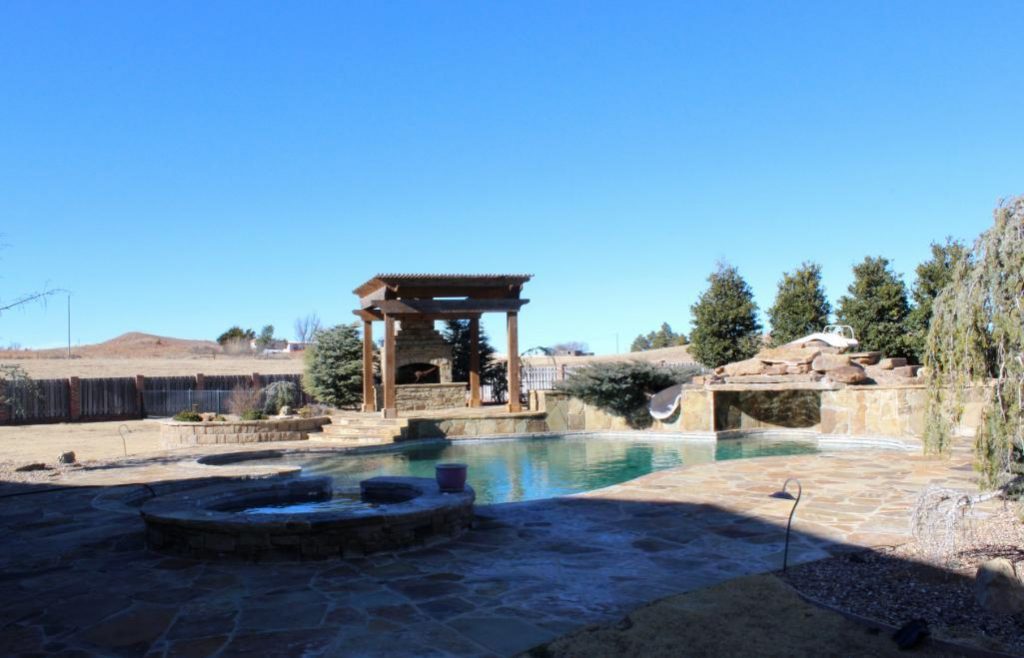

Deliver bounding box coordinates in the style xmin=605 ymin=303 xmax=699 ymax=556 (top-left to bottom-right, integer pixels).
xmin=255 ymin=434 xmax=818 ymax=505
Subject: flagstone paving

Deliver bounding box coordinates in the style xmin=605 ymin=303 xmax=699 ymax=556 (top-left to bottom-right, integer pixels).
xmin=0 ymin=444 xmax=977 ymax=657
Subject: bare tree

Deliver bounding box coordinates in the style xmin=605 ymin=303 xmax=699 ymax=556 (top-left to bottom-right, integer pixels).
xmin=294 ymin=312 xmax=322 ymax=344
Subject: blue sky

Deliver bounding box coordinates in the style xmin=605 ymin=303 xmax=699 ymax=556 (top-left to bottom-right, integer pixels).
xmin=1 ymin=2 xmax=1022 ymax=354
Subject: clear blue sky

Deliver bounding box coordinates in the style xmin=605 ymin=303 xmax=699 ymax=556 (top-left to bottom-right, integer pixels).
xmin=2 ymin=2 xmax=1022 ymax=354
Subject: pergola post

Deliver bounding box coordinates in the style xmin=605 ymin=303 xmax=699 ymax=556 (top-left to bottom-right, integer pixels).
xmin=506 ymin=311 xmax=520 ymax=412
xmin=383 ymin=315 xmax=397 ymax=418
xmin=469 ymin=316 xmax=481 ymax=407
xmin=361 ymin=320 xmax=374 ymax=412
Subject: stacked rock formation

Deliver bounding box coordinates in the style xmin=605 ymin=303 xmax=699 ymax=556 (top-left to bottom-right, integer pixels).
xmin=703 ymin=336 xmax=921 ymax=387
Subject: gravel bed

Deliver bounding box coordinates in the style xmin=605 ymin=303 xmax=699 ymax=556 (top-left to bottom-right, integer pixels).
xmin=783 ymin=502 xmax=1024 ymax=655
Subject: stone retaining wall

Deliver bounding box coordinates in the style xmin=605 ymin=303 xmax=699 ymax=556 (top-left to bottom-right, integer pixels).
xmin=404 ymin=411 xmax=548 ymax=440
xmin=159 ymin=416 xmax=330 ymax=448
xmin=396 ymin=383 xmax=467 ymax=412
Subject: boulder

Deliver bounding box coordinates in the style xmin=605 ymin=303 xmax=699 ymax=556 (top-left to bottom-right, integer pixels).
xmin=811 ymin=353 xmax=851 ymax=373
xmin=878 ymin=357 xmax=908 ymax=370
xmin=975 ymin=558 xmax=1024 ymax=616
xmin=847 ymin=351 xmax=882 ymax=366
xmin=828 ymin=364 xmax=868 ymax=385
xmin=764 ymin=364 xmax=789 ymax=376
xmin=57 ymin=451 xmax=76 ymax=465
xmin=756 ymin=345 xmax=821 ymax=365
xmin=892 ymin=365 xmax=921 ymax=378
xmin=278 ymin=405 xmax=292 ymax=417
xmin=718 ymin=358 xmax=768 ymax=377
xmin=786 ymin=363 xmax=812 ymax=375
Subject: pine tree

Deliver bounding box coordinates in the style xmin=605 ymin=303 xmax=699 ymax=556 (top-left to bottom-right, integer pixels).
xmin=905 ymin=239 xmax=968 ymax=363
xmin=835 ymin=256 xmax=911 ymax=358
xmin=629 ymin=334 xmax=651 ymax=352
xmin=630 ymin=323 xmax=687 ymax=352
xmin=302 ymin=324 xmax=363 ymax=407
xmin=442 ymin=320 xmax=502 ymax=392
xmin=689 ymin=263 xmax=762 ymax=368
xmin=767 ymin=262 xmax=831 ymax=346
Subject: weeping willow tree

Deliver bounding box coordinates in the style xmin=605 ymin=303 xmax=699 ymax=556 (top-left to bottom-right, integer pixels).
xmin=924 ymin=196 xmax=1024 ymax=489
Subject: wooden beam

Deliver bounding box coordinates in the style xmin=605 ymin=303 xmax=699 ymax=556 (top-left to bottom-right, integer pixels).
xmin=353 ymin=309 xmax=383 ymax=321
xmin=507 ymin=311 xmax=521 ymax=412
xmin=361 ymin=320 xmax=374 ymax=412
xmin=469 ymin=317 xmax=481 ymax=408
xmin=383 ymin=315 xmax=397 ymax=418
xmin=373 ymin=299 xmax=528 ymax=316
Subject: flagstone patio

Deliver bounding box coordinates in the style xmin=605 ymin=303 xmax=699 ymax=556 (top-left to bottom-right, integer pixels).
xmin=0 ymin=444 xmax=977 ymax=657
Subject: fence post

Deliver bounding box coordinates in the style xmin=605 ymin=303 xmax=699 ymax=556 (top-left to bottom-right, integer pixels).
xmin=0 ymin=381 xmax=8 ymax=424
xmin=69 ymin=377 xmax=82 ymax=421
xmin=251 ymin=372 xmax=261 ymax=390
xmin=559 ymin=364 xmax=566 ymax=381
xmin=135 ymin=374 xmax=146 ymax=418
xmin=196 ymin=373 xmax=205 ymax=391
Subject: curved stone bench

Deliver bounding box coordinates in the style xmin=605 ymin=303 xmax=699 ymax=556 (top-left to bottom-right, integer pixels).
xmin=141 ymin=475 xmax=475 ymax=560
xmin=159 ymin=416 xmax=332 ymax=448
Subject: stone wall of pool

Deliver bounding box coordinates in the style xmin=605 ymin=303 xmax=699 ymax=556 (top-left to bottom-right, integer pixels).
xmin=402 ymin=386 xmax=983 ymax=448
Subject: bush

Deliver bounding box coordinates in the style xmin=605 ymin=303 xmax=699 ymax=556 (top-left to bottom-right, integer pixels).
xmin=173 ymin=410 xmax=202 ymax=422
xmin=240 ymin=409 xmax=267 ymax=421
xmin=262 ymin=380 xmax=298 ymax=415
xmin=558 ymin=361 xmax=701 ymax=428
xmin=303 ymin=324 xmax=363 ymax=408
xmin=227 ymin=385 xmax=262 ymax=417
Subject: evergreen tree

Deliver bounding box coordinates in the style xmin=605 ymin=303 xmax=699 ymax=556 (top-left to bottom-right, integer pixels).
xmin=216 ymin=326 xmax=255 ymax=346
xmin=630 ymin=322 xmax=687 ymax=352
xmin=629 ymin=334 xmax=652 ymax=352
xmin=835 ymin=256 xmax=911 ymax=358
xmin=905 ymin=239 xmax=968 ymax=363
xmin=442 ymin=320 xmax=503 ymax=391
xmin=767 ymin=262 xmax=831 ymax=346
xmin=689 ymin=263 xmax=762 ymax=368
xmin=302 ymin=323 xmax=363 ymax=407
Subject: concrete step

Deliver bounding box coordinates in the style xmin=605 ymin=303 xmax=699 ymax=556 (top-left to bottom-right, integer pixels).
xmin=329 ymin=416 xmax=408 ymax=428
xmin=308 ymin=435 xmax=397 ymax=445
xmin=321 ymin=425 xmax=405 ymax=439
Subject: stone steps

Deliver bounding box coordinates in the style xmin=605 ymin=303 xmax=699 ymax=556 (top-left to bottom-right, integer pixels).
xmin=319 ymin=414 xmax=407 ymax=442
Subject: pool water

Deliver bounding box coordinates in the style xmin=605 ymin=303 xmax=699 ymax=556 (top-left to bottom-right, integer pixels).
xmin=256 ymin=434 xmax=818 ymax=505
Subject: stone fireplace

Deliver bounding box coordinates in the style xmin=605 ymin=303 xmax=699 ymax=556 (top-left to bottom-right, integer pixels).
xmin=391 ymin=319 xmax=466 ymax=412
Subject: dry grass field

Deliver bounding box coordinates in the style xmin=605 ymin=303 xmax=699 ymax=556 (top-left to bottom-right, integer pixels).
xmin=0 ymin=332 xmax=304 ymax=379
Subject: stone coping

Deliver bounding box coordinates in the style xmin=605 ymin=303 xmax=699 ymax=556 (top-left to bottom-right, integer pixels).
xmin=141 ymin=475 xmax=476 ymax=560
xmin=158 ymin=415 xmax=332 ymax=427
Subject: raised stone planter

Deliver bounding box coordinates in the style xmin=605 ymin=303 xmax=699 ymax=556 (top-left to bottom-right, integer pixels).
xmin=141 ymin=475 xmax=475 ymax=560
xmin=159 ymin=416 xmax=331 ymax=448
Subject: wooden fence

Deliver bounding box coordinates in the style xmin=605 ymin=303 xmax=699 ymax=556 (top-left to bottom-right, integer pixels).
xmin=0 ymin=372 xmax=306 ymax=425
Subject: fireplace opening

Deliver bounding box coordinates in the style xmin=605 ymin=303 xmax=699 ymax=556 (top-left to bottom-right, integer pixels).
xmin=397 ymin=363 xmax=441 ymax=385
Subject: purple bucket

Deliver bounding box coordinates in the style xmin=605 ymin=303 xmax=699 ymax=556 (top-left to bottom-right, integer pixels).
xmin=435 ymin=463 xmax=468 ymax=493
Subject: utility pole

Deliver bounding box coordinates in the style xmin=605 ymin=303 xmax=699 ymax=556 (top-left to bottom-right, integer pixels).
xmin=67 ymin=294 xmax=71 ymax=359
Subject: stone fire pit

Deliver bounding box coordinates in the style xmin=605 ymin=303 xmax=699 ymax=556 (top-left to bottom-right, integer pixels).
xmin=141 ymin=475 xmax=475 ymax=560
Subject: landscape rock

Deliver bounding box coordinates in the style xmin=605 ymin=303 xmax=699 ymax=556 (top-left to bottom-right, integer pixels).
xmin=847 ymin=351 xmax=882 ymax=366
xmin=975 ymin=558 xmax=1024 ymax=616
xmin=765 ymin=364 xmax=789 ymax=376
xmin=756 ymin=346 xmax=820 ymax=365
xmin=57 ymin=451 xmax=76 ymax=465
xmin=785 ymin=363 xmax=812 ymax=375
xmin=15 ymin=462 xmax=50 ymax=472
xmin=278 ymin=405 xmax=292 ymax=417
xmin=878 ymin=357 xmax=908 ymax=370
xmin=717 ymin=358 xmax=767 ymax=377
xmin=892 ymin=365 xmax=921 ymax=378
xmin=827 ymin=364 xmax=868 ymax=385
xmin=811 ymin=353 xmax=851 ymax=373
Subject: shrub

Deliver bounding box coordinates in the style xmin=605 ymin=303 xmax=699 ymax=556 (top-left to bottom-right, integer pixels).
xmin=173 ymin=410 xmax=202 ymax=422
xmin=227 ymin=385 xmax=262 ymax=417
xmin=240 ymin=409 xmax=267 ymax=421
xmin=303 ymin=324 xmax=363 ymax=408
xmin=558 ymin=361 xmax=701 ymax=428
xmin=262 ymin=380 xmax=298 ymax=415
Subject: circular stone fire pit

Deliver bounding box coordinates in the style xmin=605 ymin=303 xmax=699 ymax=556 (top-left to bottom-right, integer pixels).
xmin=140 ymin=476 xmax=475 ymax=560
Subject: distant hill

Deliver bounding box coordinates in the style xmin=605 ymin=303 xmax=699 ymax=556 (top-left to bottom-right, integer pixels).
xmin=0 ymin=332 xmax=222 ymax=359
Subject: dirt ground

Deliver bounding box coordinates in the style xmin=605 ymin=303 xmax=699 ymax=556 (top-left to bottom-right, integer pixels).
xmin=0 ymin=419 xmax=163 ymax=464
xmin=524 ymin=574 xmax=969 ymax=658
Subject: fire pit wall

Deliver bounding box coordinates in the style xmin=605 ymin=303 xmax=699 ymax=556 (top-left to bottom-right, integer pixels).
xmin=160 ymin=416 xmax=331 ymax=448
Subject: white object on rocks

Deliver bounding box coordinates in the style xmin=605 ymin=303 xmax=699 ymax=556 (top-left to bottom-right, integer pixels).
xmin=975 ymin=558 xmax=1024 ymax=616
xmin=278 ymin=405 xmax=292 ymax=417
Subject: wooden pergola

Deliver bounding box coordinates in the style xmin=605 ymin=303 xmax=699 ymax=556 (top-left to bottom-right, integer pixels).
xmin=353 ymin=274 xmax=532 ymax=417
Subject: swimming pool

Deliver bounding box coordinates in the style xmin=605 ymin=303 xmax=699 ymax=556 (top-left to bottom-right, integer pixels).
xmin=246 ymin=434 xmax=819 ymax=505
